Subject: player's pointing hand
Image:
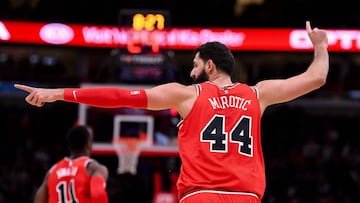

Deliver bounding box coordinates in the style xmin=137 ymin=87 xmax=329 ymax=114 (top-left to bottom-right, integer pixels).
xmin=14 ymin=84 xmax=64 ymax=107
xmin=306 ymin=21 xmax=328 ymax=49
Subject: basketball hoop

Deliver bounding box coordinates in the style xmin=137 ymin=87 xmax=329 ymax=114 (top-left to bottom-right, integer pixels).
xmin=112 ymin=136 xmax=147 ymax=175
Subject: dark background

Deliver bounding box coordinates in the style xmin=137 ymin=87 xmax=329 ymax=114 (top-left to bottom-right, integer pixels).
xmin=1 ymin=0 xmax=360 ymax=203
xmin=1 ymin=0 xmax=359 ymax=28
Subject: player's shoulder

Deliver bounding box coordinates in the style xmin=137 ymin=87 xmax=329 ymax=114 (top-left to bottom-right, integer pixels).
xmin=48 ymin=157 xmax=67 ymax=173
xmin=86 ymin=158 xmax=104 ymax=169
xmin=86 ymin=159 xmax=108 ymax=176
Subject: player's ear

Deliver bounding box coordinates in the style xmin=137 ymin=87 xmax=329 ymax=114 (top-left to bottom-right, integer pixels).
xmin=207 ymin=60 xmax=215 ymax=71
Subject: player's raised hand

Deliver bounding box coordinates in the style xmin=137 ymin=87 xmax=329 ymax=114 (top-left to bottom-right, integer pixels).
xmin=14 ymin=84 xmax=64 ymax=107
xmin=306 ymin=21 xmax=328 ymax=48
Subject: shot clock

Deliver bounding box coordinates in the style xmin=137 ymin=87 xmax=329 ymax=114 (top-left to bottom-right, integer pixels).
xmin=132 ymin=13 xmax=165 ymax=31
xmin=118 ymin=9 xmax=170 ymax=31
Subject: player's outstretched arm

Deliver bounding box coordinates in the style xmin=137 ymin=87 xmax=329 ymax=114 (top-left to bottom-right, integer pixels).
xmin=14 ymin=83 xmax=195 ymax=115
xmin=255 ymin=21 xmax=329 ymax=113
xmin=14 ymin=83 xmax=149 ymax=108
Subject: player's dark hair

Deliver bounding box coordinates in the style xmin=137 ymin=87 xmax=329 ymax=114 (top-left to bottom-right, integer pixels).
xmin=193 ymin=41 xmax=235 ymax=76
xmin=66 ymin=125 xmax=90 ymax=152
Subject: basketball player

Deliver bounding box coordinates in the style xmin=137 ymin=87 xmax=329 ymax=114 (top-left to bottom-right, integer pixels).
xmin=33 ymin=125 xmax=109 ymax=203
xmin=16 ymin=21 xmax=328 ymax=203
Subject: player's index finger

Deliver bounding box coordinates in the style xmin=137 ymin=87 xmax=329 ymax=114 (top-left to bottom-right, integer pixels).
xmin=306 ymin=21 xmax=311 ymax=33
xmin=14 ymin=84 xmax=33 ymax=92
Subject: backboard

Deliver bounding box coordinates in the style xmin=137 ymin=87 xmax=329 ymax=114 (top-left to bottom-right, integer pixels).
xmin=78 ymin=83 xmax=179 ymax=157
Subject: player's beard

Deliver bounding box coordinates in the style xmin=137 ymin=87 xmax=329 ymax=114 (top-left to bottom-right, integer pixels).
xmin=192 ymin=69 xmax=209 ymax=84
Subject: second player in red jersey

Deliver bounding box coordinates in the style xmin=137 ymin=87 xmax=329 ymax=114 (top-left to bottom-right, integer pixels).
xmin=34 ymin=126 xmax=109 ymax=203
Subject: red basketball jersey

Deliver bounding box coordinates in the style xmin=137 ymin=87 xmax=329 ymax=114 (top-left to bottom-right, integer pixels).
xmin=177 ymin=82 xmax=265 ymax=200
xmin=47 ymin=156 xmax=93 ymax=203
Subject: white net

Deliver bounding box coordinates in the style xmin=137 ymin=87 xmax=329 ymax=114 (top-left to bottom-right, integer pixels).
xmin=113 ymin=137 xmax=144 ymax=175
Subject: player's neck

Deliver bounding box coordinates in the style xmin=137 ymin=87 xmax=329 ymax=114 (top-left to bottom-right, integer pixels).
xmin=70 ymin=152 xmax=89 ymax=159
xmin=210 ymin=74 xmax=233 ymax=88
